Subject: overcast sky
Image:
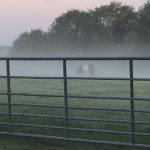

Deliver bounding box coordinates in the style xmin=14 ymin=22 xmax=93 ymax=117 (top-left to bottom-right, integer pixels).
xmin=0 ymin=0 xmax=147 ymax=46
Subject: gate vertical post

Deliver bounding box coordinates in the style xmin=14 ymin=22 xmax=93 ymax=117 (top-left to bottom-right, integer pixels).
xmin=129 ymin=59 xmax=135 ymax=144
xmin=63 ymin=59 xmax=69 ymax=137
xmin=6 ymin=59 xmax=12 ymax=132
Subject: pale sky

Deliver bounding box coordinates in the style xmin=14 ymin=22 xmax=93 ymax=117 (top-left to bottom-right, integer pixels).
xmin=0 ymin=0 xmax=147 ymax=45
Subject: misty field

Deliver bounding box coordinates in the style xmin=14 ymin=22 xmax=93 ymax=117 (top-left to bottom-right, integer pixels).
xmin=0 ymin=79 xmax=150 ymax=150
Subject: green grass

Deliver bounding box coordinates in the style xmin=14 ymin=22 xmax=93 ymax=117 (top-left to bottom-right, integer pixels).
xmin=0 ymin=135 xmax=148 ymax=150
xmin=0 ymin=78 xmax=150 ymax=149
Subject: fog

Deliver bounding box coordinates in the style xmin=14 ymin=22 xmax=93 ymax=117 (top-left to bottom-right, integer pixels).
xmin=0 ymin=45 xmax=150 ymax=78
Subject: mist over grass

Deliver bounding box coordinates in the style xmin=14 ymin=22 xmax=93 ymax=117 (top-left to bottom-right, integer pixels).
xmin=5 ymin=43 xmax=150 ymax=78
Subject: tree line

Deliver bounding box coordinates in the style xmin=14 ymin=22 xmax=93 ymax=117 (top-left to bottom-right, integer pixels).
xmin=12 ymin=1 xmax=150 ymax=53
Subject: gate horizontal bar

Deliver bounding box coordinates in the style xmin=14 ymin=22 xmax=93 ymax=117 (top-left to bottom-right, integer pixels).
xmin=0 ymin=132 xmax=150 ymax=148
xmin=0 ymin=56 xmax=150 ymax=60
xmin=1 ymin=75 xmax=150 ymax=82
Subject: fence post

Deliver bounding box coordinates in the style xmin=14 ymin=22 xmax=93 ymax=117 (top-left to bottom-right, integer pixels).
xmin=6 ymin=59 xmax=12 ymax=132
xmin=63 ymin=59 xmax=69 ymax=137
xmin=129 ymin=59 xmax=135 ymax=144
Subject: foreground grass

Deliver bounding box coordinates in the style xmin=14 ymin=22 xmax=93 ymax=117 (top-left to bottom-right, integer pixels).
xmin=0 ymin=135 xmax=147 ymax=150
xmin=0 ymin=79 xmax=150 ymax=149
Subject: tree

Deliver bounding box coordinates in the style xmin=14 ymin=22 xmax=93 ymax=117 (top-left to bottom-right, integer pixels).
xmin=91 ymin=2 xmax=136 ymax=44
xmin=13 ymin=32 xmax=30 ymax=50
xmin=29 ymin=29 xmax=44 ymax=50
xmin=137 ymin=1 xmax=150 ymax=43
xmin=49 ymin=9 xmax=109 ymax=49
xmin=49 ymin=10 xmax=89 ymax=47
xmin=13 ymin=29 xmax=44 ymax=51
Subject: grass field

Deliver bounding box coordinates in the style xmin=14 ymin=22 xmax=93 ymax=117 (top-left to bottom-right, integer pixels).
xmin=0 ymin=78 xmax=150 ymax=150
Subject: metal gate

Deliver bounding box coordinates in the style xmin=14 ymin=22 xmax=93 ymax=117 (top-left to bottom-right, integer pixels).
xmin=0 ymin=57 xmax=150 ymax=148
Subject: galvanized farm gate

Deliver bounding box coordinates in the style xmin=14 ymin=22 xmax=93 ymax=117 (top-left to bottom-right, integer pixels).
xmin=0 ymin=57 xmax=150 ymax=148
